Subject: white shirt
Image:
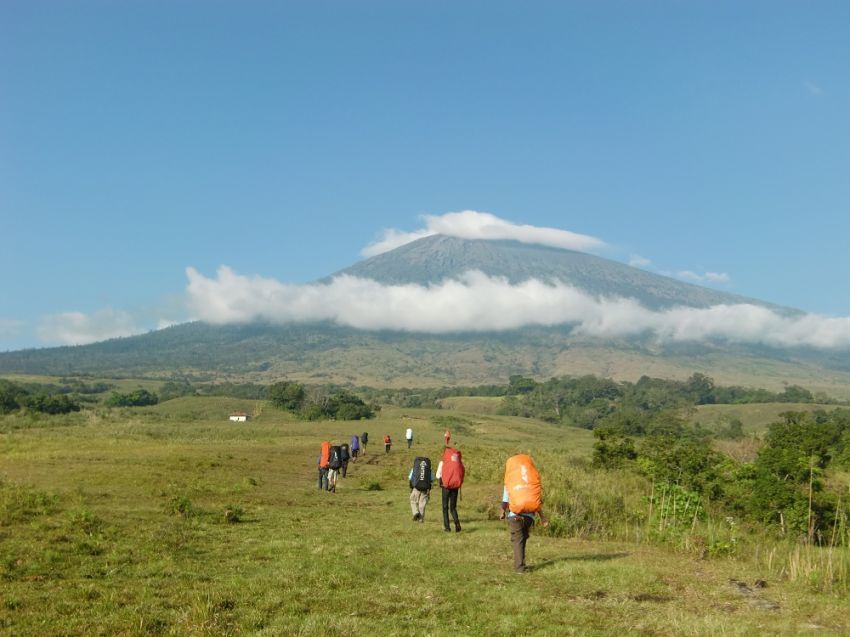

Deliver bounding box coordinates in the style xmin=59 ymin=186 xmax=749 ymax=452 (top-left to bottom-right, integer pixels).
xmin=405 ymin=427 xmax=413 ymax=439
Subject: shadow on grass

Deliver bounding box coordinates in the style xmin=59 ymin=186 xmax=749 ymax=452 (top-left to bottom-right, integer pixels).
xmin=529 ymin=551 xmax=629 ymax=571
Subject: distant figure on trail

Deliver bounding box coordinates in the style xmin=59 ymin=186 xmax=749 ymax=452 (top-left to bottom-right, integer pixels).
xmin=405 ymin=426 xmax=413 ymax=449
xmin=318 ymin=441 xmax=331 ymax=491
xmin=361 ymin=431 xmax=369 ymax=453
xmin=340 ymin=443 xmax=351 ymax=477
xmin=384 ymin=434 xmax=392 ymax=454
xmin=444 ymin=429 xmax=451 ymax=447
xmin=408 ymin=456 xmax=433 ymax=522
xmin=327 ymin=444 xmax=343 ymax=492
xmin=350 ymin=435 xmax=360 ymax=461
xmin=437 ymin=447 xmax=465 ymax=533
xmin=500 ymin=454 xmax=549 ymax=573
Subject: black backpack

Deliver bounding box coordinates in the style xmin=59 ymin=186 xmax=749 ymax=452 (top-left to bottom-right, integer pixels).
xmin=411 ymin=457 xmax=431 ymax=491
xmin=328 ymin=446 xmax=342 ymax=470
xmin=361 ymin=432 xmax=369 ymax=444
xmin=340 ymin=444 xmax=350 ymax=461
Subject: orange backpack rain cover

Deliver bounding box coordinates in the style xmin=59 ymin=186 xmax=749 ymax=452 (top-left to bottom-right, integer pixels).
xmin=319 ymin=441 xmax=331 ymax=468
xmin=504 ymin=454 xmax=542 ymax=514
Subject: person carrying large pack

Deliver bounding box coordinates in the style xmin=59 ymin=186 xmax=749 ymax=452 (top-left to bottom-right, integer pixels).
xmin=361 ymin=431 xmax=369 ymax=453
xmin=340 ymin=443 xmax=351 ymax=477
xmin=408 ymin=456 xmax=432 ymax=522
xmin=437 ymin=447 xmax=465 ymax=533
xmin=317 ymin=441 xmax=331 ymax=491
xmin=350 ymin=435 xmax=360 ymax=461
xmin=499 ymin=454 xmax=549 ymax=573
xmin=328 ymin=445 xmax=343 ymax=492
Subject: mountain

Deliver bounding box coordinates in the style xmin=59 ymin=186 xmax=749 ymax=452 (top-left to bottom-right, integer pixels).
xmin=1 ymin=235 xmax=847 ymax=395
xmin=332 ymin=235 xmax=792 ymax=313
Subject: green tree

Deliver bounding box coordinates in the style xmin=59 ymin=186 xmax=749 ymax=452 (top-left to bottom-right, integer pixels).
xmin=267 ymin=381 xmax=306 ymax=411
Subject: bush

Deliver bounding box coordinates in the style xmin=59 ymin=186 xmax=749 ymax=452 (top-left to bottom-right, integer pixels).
xmin=105 ymin=389 xmax=159 ymax=407
xmin=166 ymin=495 xmax=193 ymax=518
xmin=223 ymin=505 xmax=244 ymax=524
xmin=23 ymin=393 xmax=81 ymax=414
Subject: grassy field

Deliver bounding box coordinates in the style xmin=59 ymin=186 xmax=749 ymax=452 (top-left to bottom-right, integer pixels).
xmin=691 ymin=403 xmax=835 ymax=435
xmin=1 ymin=399 xmax=849 ymax=636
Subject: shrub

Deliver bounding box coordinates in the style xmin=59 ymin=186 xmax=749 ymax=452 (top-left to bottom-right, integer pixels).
xmin=166 ymin=495 xmax=193 ymax=518
xmin=223 ymin=505 xmax=244 ymax=524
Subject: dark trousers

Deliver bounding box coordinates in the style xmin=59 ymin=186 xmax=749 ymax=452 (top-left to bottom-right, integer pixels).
xmin=508 ymin=515 xmax=533 ymax=572
xmin=385 ymin=444 xmax=391 ymax=453
xmin=318 ymin=467 xmax=329 ymax=491
xmin=407 ymin=438 xmax=412 ymax=448
xmin=441 ymin=487 xmax=460 ymax=531
xmin=341 ymin=460 xmax=348 ymax=477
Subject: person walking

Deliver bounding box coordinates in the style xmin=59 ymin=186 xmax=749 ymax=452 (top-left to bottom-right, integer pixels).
xmin=361 ymin=431 xmax=369 ymax=453
xmin=350 ymin=435 xmax=360 ymax=461
xmin=437 ymin=446 xmax=465 ymax=532
xmin=317 ymin=441 xmax=331 ymax=491
xmin=405 ymin=426 xmax=413 ymax=449
xmin=384 ymin=434 xmax=392 ymax=454
xmin=327 ymin=444 xmax=343 ymax=492
xmin=444 ymin=429 xmax=451 ymax=447
xmin=500 ymin=454 xmax=549 ymax=573
xmin=408 ymin=456 xmax=433 ymax=522
xmin=340 ymin=442 xmax=351 ymax=477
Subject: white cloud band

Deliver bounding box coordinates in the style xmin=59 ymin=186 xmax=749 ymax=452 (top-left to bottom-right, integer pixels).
xmin=185 ymin=266 xmax=850 ymax=350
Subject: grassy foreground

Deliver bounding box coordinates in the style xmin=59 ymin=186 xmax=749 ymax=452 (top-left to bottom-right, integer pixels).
xmin=1 ymin=398 xmax=849 ymax=636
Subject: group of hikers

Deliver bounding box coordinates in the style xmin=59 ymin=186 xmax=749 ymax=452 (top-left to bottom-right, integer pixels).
xmin=316 ymin=426 xmax=548 ymax=573
xmin=317 ymin=432 xmax=367 ymax=492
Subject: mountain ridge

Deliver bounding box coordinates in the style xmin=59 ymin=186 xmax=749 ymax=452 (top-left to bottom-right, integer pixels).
xmin=331 ymin=235 xmax=795 ymax=313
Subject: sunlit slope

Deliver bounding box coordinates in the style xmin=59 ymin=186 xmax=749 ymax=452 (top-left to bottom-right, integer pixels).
xmin=333 ymin=235 xmax=792 ymax=312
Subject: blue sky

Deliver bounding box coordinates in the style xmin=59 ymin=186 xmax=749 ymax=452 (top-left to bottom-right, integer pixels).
xmin=2 ymin=2 xmax=850 ymax=350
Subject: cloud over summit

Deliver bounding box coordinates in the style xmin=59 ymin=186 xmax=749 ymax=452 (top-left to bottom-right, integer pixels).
xmin=362 ymin=210 xmax=606 ymax=257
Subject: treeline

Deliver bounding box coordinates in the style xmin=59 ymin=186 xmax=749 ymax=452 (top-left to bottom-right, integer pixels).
xmin=499 ymin=373 xmax=833 ymax=428
xmin=0 ymin=380 xmax=82 ymax=414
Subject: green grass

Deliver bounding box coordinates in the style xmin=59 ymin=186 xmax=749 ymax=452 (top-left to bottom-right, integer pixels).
xmin=1 ymin=401 xmax=849 ymax=635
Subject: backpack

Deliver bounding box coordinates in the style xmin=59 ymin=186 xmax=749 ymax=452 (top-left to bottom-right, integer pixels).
xmin=351 ymin=435 xmax=360 ymax=450
xmin=340 ymin=444 xmax=350 ymax=461
xmin=361 ymin=432 xmax=369 ymax=444
xmin=441 ymin=447 xmax=465 ymax=489
xmin=319 ymin=441 xmax=331 ymax=469
xmin=328 ymin=445 xmax=342 ymax=470
xmin=504 ymin=454 xmax=542 ymax=514
xmin=411 ymin=457 xmax=431 ymax=491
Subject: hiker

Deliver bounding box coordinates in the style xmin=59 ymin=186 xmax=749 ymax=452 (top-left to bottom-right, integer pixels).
xmin=327 ymin=444 xmax=343 ymax=492
xmin=437 ymin=446 xmax=465 ymax=532
xmin=405 ymin=426 xmax=413 ymax=449
xmin=317 ymin=441 xmax=331 ymax=491
xmin=444 ymin=429 xmax=451 ymax=447
xmin=350 ymin=435 xmax=360 ymax=461
xmin=340 ymin=443 xmax=351 ymax=477
xmin=384 ymin=434 xmax=392 ymax=454
xmin=500 ymin=454 xmax=549 ymax=573
xmin=408 ymin=456 xmax=433 ymax=522
xmin=361 ymin=431 xmax=369 ymax=453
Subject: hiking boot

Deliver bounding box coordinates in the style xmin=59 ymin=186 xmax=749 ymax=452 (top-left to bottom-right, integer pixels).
xmin=413 ymin=513 xmax=421 ymax=522
xmin=443 ymin=527 xmax=451 ymax=532
xmin=455 ymin=524 xmax=461 ymax=533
